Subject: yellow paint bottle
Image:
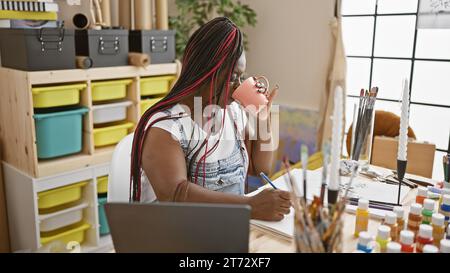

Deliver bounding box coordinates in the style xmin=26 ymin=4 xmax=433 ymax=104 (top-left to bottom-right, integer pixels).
xmin=432 ymin=213 xmax=446 ymax=247
xmin=354 ymin=199 xmax=369 ymax=237
xmin=376 ymin=225 xmax=391 ymax=253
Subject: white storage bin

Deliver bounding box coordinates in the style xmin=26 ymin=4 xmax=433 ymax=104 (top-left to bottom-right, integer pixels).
xmin=39 ymin=203 xmax=88 ymax=233
xmin=92 ymin=101 xmax=132 ymax=124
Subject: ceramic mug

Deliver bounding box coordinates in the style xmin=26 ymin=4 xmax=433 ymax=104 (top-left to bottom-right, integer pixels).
xmin=232 ymin=76 xmax=270 ymax=114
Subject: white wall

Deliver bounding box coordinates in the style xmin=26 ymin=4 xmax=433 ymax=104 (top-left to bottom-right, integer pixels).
xmin=168 ymin=0 xmax=336 ymax=112
xmin=241 ymin=0 xmax=335 ymax=111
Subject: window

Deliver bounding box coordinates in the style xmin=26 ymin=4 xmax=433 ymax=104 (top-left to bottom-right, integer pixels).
xmin=342 ymin=0 xmax=450 ymax=180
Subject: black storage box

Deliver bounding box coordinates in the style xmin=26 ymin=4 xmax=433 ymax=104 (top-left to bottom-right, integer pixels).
xmin=0 ymin=28 xmax=76 ymax=71
xmin=75 ymin=29 xmax=129 ymax=68
xmin=129 ymin=30 xmax=175 ymax=64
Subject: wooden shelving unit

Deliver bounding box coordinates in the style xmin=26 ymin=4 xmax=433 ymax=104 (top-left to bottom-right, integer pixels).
xmin=0 ymin=63 xmax=178 ymax=178
xmin=0 ymin=64 xmax=178 ymax=252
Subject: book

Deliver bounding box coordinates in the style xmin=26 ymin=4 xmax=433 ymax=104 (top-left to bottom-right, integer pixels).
xmin=0 ymin=10 xmax=57 ymax=20
xmin=0 ymin=18 xmax=61 ymax=28
xmin=1 ymin=1 xmax=58 ymax=12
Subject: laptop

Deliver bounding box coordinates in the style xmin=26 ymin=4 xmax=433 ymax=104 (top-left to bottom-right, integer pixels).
xmin=104 ymin=202 xmax=251 ymax=253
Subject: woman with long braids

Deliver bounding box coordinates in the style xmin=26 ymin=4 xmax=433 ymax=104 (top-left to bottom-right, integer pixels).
xmin=130 ymin=17 xmax=291 ymax=221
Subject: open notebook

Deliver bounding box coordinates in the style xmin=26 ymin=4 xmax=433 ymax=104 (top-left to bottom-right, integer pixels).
xmin=247 ymin=167 xmax=413 ymax=239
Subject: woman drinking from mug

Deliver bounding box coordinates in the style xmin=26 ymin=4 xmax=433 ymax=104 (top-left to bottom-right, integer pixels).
xmin=130 ymin=17 xmax=291 ymax=221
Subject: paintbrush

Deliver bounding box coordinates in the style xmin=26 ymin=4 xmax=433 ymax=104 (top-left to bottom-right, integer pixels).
xmin=320 ymin=142 xmax=330 ymax=205
xmin=301 ymin=145 xmax=309 ymax=202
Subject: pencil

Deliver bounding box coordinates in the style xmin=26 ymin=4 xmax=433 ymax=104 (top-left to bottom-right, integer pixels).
xmin=260 ymin=172 xmax=278 ymax=190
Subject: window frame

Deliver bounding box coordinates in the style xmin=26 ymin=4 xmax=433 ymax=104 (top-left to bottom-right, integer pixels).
xmin=343 ymin=0 xmax=450 ymax=155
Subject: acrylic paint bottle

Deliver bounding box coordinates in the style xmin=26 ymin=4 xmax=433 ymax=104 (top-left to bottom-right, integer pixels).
xmin=440 ymin=194 xmax=450 ymax=229
xmin=356 ymin=231 xmax=373 ymax=253
xmin=440 ymin=239 xmax=450 ymax=253
xmin=422 ymin=244 xmax=439 ymax=253
xmin=416 ymin=224 xmax=434 ymax=253
xmin=393 ymin=206 xmax=405 ymax=235
xmin=407 ymin=203 xmax=423 ymax=238
xmin=376 ymin=225 xmax=391 ymax=253
xmin=354 ymin=199 xmax=369 ymax=237
xmin=399 ymin=230 xmax=415 ymax=253
xmin=383 ymin=211 xmax=399 ymax=242
xmin=416 ymin=187 xmax=428 ymax=205
xmin=386 ymin=242 xmax=401 ymax=253
xmin=422 ymin=199 xmax=435 ymax=225
xmin=439 ymin=188 xmax=450 ymax=207
xmin=427 ymin=186 xmax=441 ymax=202
xmin=431 ymin=213 xmax=446 ymax=247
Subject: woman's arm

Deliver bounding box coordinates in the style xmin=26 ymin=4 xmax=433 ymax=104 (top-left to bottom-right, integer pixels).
xmin=141 ymin=127 xmax=290 ymax=221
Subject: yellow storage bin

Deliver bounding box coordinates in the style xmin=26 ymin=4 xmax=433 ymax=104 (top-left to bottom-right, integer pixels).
xmin=40 ymin=222 xmax=91 ymax=246
xmin=93 ymin=122 xmax=134 ymax=147
xmin=38 ymin=181 xmax=88 ymax=211
xmin=91 ymin=79 xmax=133 ymax=102
xmin=97 ymin=176 xmax=108 ymax=194
xmin=140 ymin=98 xmax=162 ymax=115
xmin=140 ymin=76 xmax=175 ymax=96
xmin=32 ymin=83 xmax=87 ymax=108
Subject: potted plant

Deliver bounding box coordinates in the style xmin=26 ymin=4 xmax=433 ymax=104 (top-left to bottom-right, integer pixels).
xmin=169 ymin=0 xmax=257 ymax=59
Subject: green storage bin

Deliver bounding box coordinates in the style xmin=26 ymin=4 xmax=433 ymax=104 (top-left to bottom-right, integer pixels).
xmin=34 ymin=107 xmax=89 ymax=159
xmin=98 ymin=197 xmax=110 ymax=235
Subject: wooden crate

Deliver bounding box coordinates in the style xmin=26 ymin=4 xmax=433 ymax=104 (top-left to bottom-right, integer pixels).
xmin=0 ymin=64 xmax=178 ymax=178
xmin=371 ymin=136 xmax=436 ymax=178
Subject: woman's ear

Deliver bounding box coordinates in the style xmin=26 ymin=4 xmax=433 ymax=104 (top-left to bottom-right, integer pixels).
xmin=236 ymin=51 xmax=247 ymax=74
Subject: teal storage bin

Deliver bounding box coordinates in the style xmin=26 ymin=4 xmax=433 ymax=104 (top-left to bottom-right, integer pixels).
xmin=98 ymin=197 xmax=110 ymax=235
xmin=34 ymin=107 xmax=89 ymax=159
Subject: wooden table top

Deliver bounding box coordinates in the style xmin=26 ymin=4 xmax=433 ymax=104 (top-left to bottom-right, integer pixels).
xmin=249 ymin=187 xmax=419 ymax=253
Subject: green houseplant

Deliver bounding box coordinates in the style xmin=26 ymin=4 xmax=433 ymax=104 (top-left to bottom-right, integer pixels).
xmin=169 ymin=0 xmax=257 ymax=59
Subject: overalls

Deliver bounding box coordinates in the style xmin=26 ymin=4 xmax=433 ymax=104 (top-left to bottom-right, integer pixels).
xmin=170 ymin=107 xmax=249 ymax=195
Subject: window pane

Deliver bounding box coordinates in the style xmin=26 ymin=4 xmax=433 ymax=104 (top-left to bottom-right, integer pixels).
xmin=377 ymin=0 xmax=418 ymax=14
xmin=416 ymin=29 xmax=450 ymax=59
xmin=346 ymin=57 xmax=371 ymax=96
xmin=412 ymin=61 xmax=450 ymax=105
xmin=433 ymin=151 xmax=446 ymax=181
xmin=372 ymin=59 xmax=412 ymax=100
xmin=410 ymin=104 xmax=450 ymax=150
xmin=342 ymin=0 xmax=376 ymax=15
xmin=342 ymin=17 xmax=375 ymax=56
xmin=374 ymin=100 xmax=402 ymax=117
xmin=374 ymin=16 xmax=416 ymax=58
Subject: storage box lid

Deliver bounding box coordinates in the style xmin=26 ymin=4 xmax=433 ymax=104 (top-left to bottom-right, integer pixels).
xmin=92 ymin=100 xmax=132 ymax=111
xmin=76 ymin=29 xmax=129 ymax=37
xmin=0 ymin=28 xmax=74 ymax=37
xmin=130 ymin=29 xmax=175 ymax=37
xmin=34 ymin=107 xmax=89 ymax=120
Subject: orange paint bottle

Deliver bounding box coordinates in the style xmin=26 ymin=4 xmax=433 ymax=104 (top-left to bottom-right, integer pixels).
xmin=408 ymin=203 xmax=423 ymax=238
xmin=383 ymin=211 xmax=399 ymax=242
xmin=416 ymin=187 xmax=428 ymax=205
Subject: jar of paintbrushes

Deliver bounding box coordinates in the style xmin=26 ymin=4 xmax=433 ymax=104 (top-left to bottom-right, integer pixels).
xmin=349 ymin=88 xmax=378 ymax=170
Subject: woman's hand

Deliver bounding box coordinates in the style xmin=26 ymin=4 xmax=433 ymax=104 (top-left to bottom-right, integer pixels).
xmin=248 ymin=188 xmax=292 ymax=221
xmin=258 ymin=85 xmax=279 ymax=121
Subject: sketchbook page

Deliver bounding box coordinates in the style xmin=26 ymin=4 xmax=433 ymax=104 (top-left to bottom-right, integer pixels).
xmin=345 ymin=204 xmax=388 ymax=220
xmin=247 ymin=169 xmax=321 ymax=239
xmin=340 ymin=175 xmax=410 ymax=204
xmin=250 ymin=208 xmax=295 ymax=239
